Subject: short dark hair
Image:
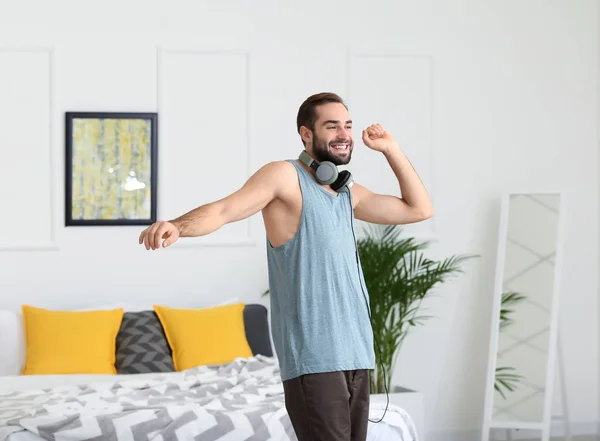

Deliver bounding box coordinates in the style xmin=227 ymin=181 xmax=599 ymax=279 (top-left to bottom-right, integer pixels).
xmin=296 ymin=92 xmax=348 ymax=138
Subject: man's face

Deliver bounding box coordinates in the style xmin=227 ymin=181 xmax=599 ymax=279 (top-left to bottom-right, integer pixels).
xmin=307 ymin=103 xmax=354 ymax=166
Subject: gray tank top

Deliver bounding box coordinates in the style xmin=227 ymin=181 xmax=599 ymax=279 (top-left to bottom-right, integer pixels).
xmin=266 ymin=159 xmax=375 ymax=381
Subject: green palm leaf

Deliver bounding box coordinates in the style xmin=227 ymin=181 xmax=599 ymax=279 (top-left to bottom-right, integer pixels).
xmin=494 ymin=366 xmax=524 ymax=399
xmin=493 ymin=290 xmax=527 ymax=398
xmin=499 ymin=291 xmax=526 ymax=330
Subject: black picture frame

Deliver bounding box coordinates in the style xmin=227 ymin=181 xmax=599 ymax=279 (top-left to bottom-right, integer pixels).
xmin=65 ymin=112 xmax=158 ymax=226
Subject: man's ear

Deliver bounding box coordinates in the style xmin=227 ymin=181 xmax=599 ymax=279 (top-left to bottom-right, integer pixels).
xmin=299 ymin=126 xmax=312 ymax=145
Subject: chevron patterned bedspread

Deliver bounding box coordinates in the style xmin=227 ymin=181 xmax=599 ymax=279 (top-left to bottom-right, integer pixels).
xmin=0 ymin=355 xmax=418 ymax=441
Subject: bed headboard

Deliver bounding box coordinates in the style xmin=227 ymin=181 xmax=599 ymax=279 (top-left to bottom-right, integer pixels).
xmin=243 ymin=304 xmax=273 ymax=357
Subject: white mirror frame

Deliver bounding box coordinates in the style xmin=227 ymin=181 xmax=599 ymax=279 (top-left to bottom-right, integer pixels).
xmin=481 ymin=192 xmax=568 ymax=441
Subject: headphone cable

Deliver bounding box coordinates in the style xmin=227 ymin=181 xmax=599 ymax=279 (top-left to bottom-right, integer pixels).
xmin=348 ymin=195 xmax=389 ymax=424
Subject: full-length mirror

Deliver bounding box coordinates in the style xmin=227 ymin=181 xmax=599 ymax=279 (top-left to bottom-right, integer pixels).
xmin=483 ymin=193 xmax=566 ymax=439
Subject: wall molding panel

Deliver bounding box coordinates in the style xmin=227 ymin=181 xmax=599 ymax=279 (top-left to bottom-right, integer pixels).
xmin=345 ymin=51 xmax=435 ymax=239
xmin=157 ymin=47 xmax=256 ymax=248
xmin=0 ymin=47 xmax=58 ymax=252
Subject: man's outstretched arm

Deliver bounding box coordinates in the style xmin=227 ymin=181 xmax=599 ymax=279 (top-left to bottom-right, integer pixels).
xmin=139 ymin=161 xmax=286 ymax=249
xmin=352 ymin=124 xmax=434 ymax=225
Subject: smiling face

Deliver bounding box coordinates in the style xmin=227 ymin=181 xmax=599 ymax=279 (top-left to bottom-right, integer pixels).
xmin=301 ymin=102 xmax=354 ymax=166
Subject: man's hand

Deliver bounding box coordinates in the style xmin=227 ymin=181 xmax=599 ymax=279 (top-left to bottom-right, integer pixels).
xmin=139 ymin=221 xmax=180 ymax=250
xmin=361 ymin=123 xmax=396 ymax=153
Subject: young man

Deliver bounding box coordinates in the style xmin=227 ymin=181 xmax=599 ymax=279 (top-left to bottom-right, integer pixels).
xmin=138 ymin=92 xmax=433 ymax=441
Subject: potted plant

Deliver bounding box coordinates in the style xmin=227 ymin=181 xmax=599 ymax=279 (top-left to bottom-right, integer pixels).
xmin=355 ymin=223 xmax=475 ymax=394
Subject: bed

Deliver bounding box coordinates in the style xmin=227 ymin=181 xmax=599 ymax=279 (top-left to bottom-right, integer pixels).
xmin=0 ymin=303 xmax=419 ymax=441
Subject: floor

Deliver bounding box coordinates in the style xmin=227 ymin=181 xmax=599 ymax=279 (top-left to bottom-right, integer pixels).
xmin=519 ymin=435 xmax=600 ymax=441
xmin=555 ymin=438 xmax=599 ymax=441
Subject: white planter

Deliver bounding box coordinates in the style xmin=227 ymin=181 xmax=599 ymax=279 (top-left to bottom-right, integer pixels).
xmin=370 ymin=386 xmax=425 ymax=440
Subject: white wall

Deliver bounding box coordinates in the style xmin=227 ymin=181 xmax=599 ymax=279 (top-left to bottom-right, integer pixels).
xmin=0 ymin=1 xmax=597 ymax=440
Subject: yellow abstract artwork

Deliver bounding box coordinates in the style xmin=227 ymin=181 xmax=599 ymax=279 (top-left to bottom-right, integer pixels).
xmin=66 ymin=113 xmax=157 ymax=225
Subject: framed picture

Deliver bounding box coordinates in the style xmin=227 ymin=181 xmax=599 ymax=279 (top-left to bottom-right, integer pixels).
xmin=65 ymin=112 xmax=158 ymax=226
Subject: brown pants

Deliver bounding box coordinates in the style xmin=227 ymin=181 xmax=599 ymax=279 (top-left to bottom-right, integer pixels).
xmin=283 ymin=370 xmax=370 ymax=441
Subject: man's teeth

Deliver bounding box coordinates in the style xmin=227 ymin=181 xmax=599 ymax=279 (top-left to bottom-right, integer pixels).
xmin=332 ymin=144 xmax=348 ymax=149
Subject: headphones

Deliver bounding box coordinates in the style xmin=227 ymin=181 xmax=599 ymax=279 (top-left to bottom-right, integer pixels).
xmin=298 ymin=150 xmax=354 ymax=192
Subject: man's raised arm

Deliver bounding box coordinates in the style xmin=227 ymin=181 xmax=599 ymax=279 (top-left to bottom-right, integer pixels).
xmin=352 ymin=124 xmax=434 ymax=225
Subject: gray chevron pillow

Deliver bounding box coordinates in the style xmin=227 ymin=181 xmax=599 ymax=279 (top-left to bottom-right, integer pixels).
xmin=115 ymin=311 xmax=175 ymax=374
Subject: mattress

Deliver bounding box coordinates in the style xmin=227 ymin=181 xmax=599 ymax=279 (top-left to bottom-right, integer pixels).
xmin=0 ymin=371 xmax=161 ymax=394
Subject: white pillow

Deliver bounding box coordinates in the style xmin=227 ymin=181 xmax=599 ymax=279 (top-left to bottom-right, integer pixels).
xmin=0 ymin=310 xmax=26 ymax=375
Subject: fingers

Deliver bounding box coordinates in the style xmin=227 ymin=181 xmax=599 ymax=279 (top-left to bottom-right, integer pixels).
xmin=161 ymin=226 xmax=179 ymax=248
xmin=153 ymin=223 xmax=169 ymax=249
xmin=365 ymin=123 xmax=385 ymax=138
xmin=145 ymin=223 xmax=159 ymax=250
xmin=139 ymin=221 xmax=176 ymax=250
xmin=162 ymin=231 xmax=174 ymax=248
xmin=140 ymin=226 xmax=153 ymax=250
xmin=362 ymin=129 xmax=370 ymax=143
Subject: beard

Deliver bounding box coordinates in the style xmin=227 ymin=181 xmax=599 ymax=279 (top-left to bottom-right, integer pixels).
xmin=312 ymin=133 xmax=353 ymax=166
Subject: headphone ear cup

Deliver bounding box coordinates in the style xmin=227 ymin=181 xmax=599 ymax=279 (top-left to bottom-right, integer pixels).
xmin=331 ymin=170 xmax=353 ymax=192
xmin=314 ymin=161 xmax=338 ymax=185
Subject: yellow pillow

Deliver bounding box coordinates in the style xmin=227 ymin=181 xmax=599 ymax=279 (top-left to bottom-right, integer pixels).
xmin=154 ymin=303 xmax=252 ymax=371
xmin=21 ymin=305 xmax=124 ymax=375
